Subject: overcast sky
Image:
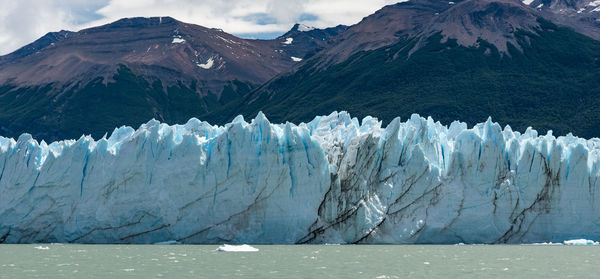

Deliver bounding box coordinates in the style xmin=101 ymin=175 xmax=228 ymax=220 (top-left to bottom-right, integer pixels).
xmin=0 ymin=0 xmax=403 ymax=55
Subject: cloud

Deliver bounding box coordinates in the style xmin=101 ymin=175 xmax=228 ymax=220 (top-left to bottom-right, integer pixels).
xmin=0 ymin=0 xmax=109 ymax=55
xmin=0 ymin=0 xmax=405 ymax=55
xmin=267 ymin=0 xmax=308 ymax=23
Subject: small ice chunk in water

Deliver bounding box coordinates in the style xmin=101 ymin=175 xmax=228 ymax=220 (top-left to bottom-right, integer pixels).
xmin=563 ymin=239 xmax=599 ymax=245
xmin=529 ymin=242 xmax=560 ymax=245
xmin=153 ymin=240 xmax=180 ymax=245
xmin=34 ymin=246 xmax=49 ymax=250
xmin=216 ymin=244 xmax=259 ymax=252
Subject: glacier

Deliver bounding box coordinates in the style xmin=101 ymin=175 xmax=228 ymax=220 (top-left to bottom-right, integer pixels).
xmin=1 ymin=111 xmax=600 ymax=244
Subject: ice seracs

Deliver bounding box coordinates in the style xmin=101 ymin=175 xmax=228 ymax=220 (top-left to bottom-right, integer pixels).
xmin=2 ymin=112 xmax=600 ymax=244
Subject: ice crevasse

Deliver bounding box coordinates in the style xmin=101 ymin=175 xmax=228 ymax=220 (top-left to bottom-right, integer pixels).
xmin=1 ymin=111 xmax=599 ymax=244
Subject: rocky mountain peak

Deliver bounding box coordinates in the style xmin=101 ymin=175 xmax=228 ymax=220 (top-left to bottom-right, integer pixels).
xmin=427 ymin=0 xmax=540 ymax=53
xmin=313 ymin=0 xmax=539 ymax=65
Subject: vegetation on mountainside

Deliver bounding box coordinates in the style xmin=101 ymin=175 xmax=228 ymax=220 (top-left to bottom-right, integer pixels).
xmin=3 ymin=18 xmax=600 ymax=140
xmin=0 ymin=66 xmax=254 ymax=141
xmin=204 ymin=19 xmax=600 ymax=138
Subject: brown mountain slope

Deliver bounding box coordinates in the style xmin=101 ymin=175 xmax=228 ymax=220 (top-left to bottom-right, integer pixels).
xmin=1 ymin=17 xmax=312 ymax=95
xmin=0 ymin=17 xmax=346 ymax=140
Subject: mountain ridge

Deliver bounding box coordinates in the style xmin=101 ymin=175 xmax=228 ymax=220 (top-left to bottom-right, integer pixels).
xmin=4 ymin=1 xmax=600 ymax=140
xmin=0 ymin=16 xmax=345 ymax=141
xmin=202 ymin=1 xmax=600 ymax=138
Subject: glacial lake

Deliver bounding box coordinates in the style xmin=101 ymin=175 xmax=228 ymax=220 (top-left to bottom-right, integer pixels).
xmin=0 ymin=244 xmax=598 ymax=278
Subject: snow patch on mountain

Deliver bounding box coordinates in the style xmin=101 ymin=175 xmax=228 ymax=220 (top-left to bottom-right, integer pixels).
xmin=197 ymin=57 xmax=215 ymax=69
xmin=172 ymin=36 xmax=185 ymax=44
xmin=297 ymin=24 xmax=315 ymax=32
xmin=588 ymin=1 xmax=600 ymax=7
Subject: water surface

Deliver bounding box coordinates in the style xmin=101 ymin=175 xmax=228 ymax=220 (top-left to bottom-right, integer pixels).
xmin=0 ymin=244 xmax=597 ymax=278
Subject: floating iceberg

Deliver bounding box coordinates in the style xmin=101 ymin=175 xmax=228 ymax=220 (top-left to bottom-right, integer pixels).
xmin=1 ymin=112 xmax=600 ymax=244
xmin=153 ymin=240 xmax=180 ymax=245
xmin=216 ymin=244 xmax=259 ymax=252
xmin=563 ymin=239 xmax=599 ymax=246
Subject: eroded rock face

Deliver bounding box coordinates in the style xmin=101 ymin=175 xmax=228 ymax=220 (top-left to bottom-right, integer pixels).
xmin=1 ymin=112 xmax=599 ymax=244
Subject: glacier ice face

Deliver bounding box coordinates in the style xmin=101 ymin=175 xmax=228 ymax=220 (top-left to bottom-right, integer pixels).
xmin=1 ymin=112 xmax=600 ymax=244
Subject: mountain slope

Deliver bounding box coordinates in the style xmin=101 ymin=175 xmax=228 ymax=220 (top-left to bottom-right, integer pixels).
xmin=274 ymin=23 xmax=348 ymax=61
xmin=0 ymin=17 xmax=342 ymax=141
xmin=203 ymin=0 xmax=600 ymax=138
xmin=0 ymin=30 xmax=73 ymax=66
xmin=525 ymin=0 xmax=600 ymax=41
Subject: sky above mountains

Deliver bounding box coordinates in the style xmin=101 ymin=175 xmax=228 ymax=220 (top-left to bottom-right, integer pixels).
xmin=0 ymin=0 xmax=402 ymax=55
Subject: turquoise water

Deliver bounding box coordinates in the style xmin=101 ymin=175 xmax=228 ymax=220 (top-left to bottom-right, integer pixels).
xmin=0 ymin=244 xmax=598 ymax=278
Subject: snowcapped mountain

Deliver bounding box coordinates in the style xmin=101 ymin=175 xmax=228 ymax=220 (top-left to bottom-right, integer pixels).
xmin=208 ymin=0 xmax=600 ymax=139
xmin=294 ymin=0 xmax=544 ymax=66
xmin=1 ymin=112 xmax=599 ymax=244
xmin=274 ymin=24 xmax=348 ymax=61
xmin=290 ymin=0 xmax=600 ymax=66
xmin=522 ymin=0 xmax=600 ymax=40
xmin=0 ymin=17 xmax=343 ymax=141
xmin=6 ymin=1 xmax=600 ymax=142
xmin=524 ymin=0 xmax=600 ymax=14
xmin=1 ymin=17 xmax=288 ymax=91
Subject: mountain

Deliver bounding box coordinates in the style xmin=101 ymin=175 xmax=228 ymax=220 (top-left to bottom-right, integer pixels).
xmin=275 ymin=23 xmax=349 ymax=61
xmin=5 ymin=0 xmax=600 ymax=141
xmin=0 ymin=17 xmax=345 ymax=141
xmin=204 ymin=0 xmax=600 ymax=139
xmin=2 ymin=112 xmax=599 ymax=244
xmin=525 ymin=0 xmax=600 ymax=40
xmin=0 ymin=30 xmax=73 ymax=65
